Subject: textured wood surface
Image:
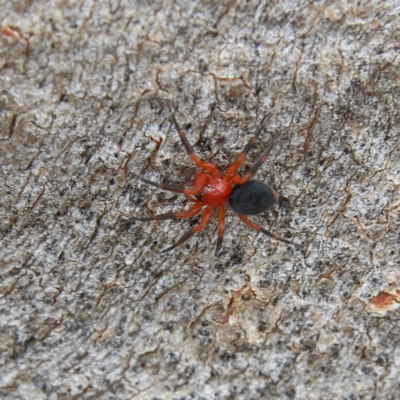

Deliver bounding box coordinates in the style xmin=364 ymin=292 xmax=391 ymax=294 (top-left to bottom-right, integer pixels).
xmin=1 ymin=0 xmax=400 ymax=399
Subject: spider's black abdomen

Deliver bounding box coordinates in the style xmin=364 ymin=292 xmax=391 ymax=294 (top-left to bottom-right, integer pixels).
xmin=229 ymin=180 xmax=278 ymax=215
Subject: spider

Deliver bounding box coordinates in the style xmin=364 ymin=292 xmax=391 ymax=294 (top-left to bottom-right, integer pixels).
xmin=133 ymin=101 xmax=302 ymax=255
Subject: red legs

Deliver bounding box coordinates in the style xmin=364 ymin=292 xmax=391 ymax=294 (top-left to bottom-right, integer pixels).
xmin=133 ymin=172 xmax=208 ymax=197
xmin=166 ymin=100 xmax=220 ymax=177
xmin=162 ymin=205 xmax=215 ymax=253
xmin=229 ymin=130 xmax=283 ymax=186
xmin=215 ymin=207 xmax=226 ymax=255
xmin=225 ymin=113 xmax=272 ymax=177
xmin=133 ymin=201 xmax=205 ymax=222
xmin=236 ymin=213 xmax=302 ymax=248
xmin=245 ymin=114 xmax=295 ymax=179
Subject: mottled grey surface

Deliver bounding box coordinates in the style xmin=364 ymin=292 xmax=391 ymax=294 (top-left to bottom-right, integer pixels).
xmin=1 ymin=0 xmax=400 ymax=399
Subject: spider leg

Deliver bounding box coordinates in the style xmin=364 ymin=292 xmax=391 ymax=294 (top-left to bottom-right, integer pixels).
xmin=166 ymin=100 xmax=220 ymax=177
xmin=231 ymin=172 xmax=250 ymax=185
xmin=133 ymin=173 xmax=189 ymax=194
xmin=225 ymin=113 xmax=272 ymax=177
xmin=133 ymin=172 xmax=207 ymax=196
xmin=230 ymin=131 xmax=283 ymax=185
xmin=215 ymin=207 xmax=226 ymax=255
xmin=248 ymin=132 xmax=281 ymax=176
xmin=133 ymin=201 xmax=205 ymax=222
xmin=161 ymin=205 xmax=214 ymax=252
xmin=236 ymin=213 xmax=302 ymax=248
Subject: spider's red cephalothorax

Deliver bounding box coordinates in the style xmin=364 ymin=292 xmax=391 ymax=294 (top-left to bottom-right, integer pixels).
xmin=200 ymin=174 xmax=233 ymax=206
xmin=133 ymin=101 xmax=301 ymax=255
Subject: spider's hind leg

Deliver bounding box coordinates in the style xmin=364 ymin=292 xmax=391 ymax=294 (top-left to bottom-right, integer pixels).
xmin=165 ymin=100 xmax=219 ymax=176
xmin=236 ymin=213 xmax=302 ymax=248
xmin=225 ymin=113 xmax=272 ymax=177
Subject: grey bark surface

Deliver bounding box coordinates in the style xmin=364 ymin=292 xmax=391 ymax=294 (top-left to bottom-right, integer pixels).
xmin=1 ymin=0 xmax=400 ymax=399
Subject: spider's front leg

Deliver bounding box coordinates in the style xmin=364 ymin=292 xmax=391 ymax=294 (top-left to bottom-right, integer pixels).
xmin=162 ymin=205 xmax=215 ymax=252
xmin=132 ymin=201 xmax=205 ymax=222
xmin=166 ymin=100 xmax=220 ymax=178
xmin=133 ymin=171 xmax=208 ymax=197
xmin=132 ymin=171 xmax=210 ymax=221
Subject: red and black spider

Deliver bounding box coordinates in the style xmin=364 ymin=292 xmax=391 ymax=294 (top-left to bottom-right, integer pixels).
xmin=133 ymin=101 xmax=302 ymax=255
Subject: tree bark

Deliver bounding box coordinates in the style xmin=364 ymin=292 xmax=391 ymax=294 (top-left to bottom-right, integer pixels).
xmin=1 ymin=0 xmax=399 ymax=399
